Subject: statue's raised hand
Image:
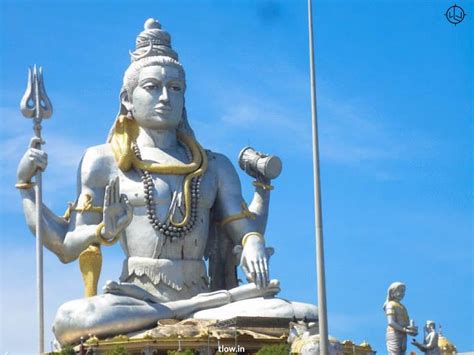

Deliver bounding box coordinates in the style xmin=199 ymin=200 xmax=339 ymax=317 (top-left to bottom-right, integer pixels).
xmin=101 ymin=177 xmax=133 ymax=242
xmin=239 ymin=234 xmax=273 ymax=289
xmin=17 ymin=137 xmax=47 ymax=183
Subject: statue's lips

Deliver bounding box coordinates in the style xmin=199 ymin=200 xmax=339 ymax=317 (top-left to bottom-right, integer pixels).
xmin=154 ymin=106 xmax=172 ymax=114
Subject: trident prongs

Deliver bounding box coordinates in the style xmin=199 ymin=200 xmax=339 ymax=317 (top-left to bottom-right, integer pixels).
xmin=20 ymin=65 xmax=53 ymax=120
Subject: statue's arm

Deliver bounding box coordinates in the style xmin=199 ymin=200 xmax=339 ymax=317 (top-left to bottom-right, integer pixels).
xmin=385 ymin=305 xmax=406 ymax=333
xmin=61 ymin=146 xmax=131 ymax=262
xmin=19 ymin=187 xmax=70 ymax=260
xmin=213 ymin=152 xmax=269 ymax=288
xmin=60 ymin=152 xmax=107 ymax=262
xmin=425 ymin=333 xmax=438 ymax=350
xmin=213 ymin=153 xmax=258 ymax=242
xmin=18 ymin=145 xmax=111 ymax=263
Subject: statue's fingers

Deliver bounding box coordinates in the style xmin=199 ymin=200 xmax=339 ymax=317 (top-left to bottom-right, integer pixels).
xmin=124 ymin=196 xmax=134 ymax=219
xmin=241 ymin=264 xmax=253 ymax=282
xmin=252 ymin=261 xmax=262 ymax=289
xmin=248 ymin=261 xmax=257 ymax=284
xmin=114 ymin=177 xmax=120 ymax=203
xmin=256 ymin=260 xmax=266 ymax=289
xmin=258 ymin=260 xmax=267 ymax=289
xmin=29 ymin=149 xmax=47 ymax=158
xmin=108 ymin=179 xmax=117 ymax=205
xmin=259 ymin=259 xmax=269 ymax=288
xmin=28 ymin=152 xmax=47 ymax=169
xmin=29 ymin=137 xmax=45 ymax=148
xmin=104 ymin=184 xmax=111 ymax=208
xmin=262 ymin=258 xmax=269 ymax=284
xmin=120 ymin=193 xmax=130 ymax=208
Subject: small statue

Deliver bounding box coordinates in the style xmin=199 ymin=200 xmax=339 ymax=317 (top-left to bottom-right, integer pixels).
xmin=383 ymin=282 xmax=418 ymax=354
xmin=411 ymin=321 xmax=440 ymax=355
xmin=16 ymin=18 xmax=317 ymax=346
xmin=287 ymin=320 xmax=343 ymax=355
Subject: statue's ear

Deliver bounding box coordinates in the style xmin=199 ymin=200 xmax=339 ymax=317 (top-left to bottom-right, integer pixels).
xmin=120 ymin=89 xmax=133 ymax=114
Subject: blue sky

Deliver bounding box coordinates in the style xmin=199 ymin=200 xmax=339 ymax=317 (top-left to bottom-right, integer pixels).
xmin=1 ymin=0 xmax=472 ymax=353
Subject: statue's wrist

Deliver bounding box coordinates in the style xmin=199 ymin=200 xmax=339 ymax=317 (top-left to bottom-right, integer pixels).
xmin=252 ymin=181 xmax=274 ymax=191
xmin=242 ymin=232 xmax=265 ymax=248
xmin=96 ymin=222 xmax=119 ymax=246
xmin=15 ymin=181 xmax=35 ymax=190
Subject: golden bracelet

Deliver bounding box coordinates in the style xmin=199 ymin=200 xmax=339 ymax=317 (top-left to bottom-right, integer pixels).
xmin=242 ymin=232 xmax=265 ymax=248
xmin=15 ymin=182 xmax=35 ymax=190
xmin=95 ymin=222 xmax=119 ymax=246
xmin=252 ymin=181 xmax=274 ymax=191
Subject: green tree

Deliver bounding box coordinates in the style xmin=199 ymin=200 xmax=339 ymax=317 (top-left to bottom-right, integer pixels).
xmin=256 ymin=343 xmax=290 ymax=355
xmin=167 ymin=350 xmax=194 ymax=355
xmin=58 ymin=345 xmax=76 ymax=355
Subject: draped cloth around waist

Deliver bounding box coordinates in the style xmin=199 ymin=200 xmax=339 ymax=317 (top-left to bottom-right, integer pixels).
xmin=120 ymin=257 xmax=210 ymax=293
xmin=386 ymin=327 xmax=407 ymax=354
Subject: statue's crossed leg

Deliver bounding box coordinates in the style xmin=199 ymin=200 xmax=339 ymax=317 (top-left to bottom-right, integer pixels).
xmin=53 ymin=280 xmax=281 ymax=345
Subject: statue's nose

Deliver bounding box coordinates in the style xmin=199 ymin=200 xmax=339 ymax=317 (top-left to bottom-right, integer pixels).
xmin=159 ymin=86 xmax=169 ymax=102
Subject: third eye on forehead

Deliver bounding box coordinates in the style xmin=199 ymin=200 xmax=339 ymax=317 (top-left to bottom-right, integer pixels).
xmin=138 ymin=65 xmax=184 ymax=85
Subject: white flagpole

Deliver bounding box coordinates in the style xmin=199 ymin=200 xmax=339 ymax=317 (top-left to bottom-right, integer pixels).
xmin=307 ymin=0 xmax=329 ymax=354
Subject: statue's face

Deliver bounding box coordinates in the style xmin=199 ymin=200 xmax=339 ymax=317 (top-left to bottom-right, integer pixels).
xmin=425 ymin=322 xmax=434 ymax=332
xmin=393 ymin=286 xmax=405 ymax=301
xmin=131 ymin=64 xmax=185 ymax=130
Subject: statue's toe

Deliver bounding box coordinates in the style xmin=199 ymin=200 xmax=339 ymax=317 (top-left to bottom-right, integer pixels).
xmin=102 ymin=280 xmax=119 ymax=293
xmin=263 ymin=279 xmax=281 ymax=297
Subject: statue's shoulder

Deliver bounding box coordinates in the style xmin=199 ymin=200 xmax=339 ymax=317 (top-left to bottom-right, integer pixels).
xmin=205 ymin=150 xmax=237 ymax=175
xmin=79 ymin=143 xmax=118 ymax=187
xmin=385 ymin=300 xmax=400 ymax=314
xmin=205 ymin=150 xmax=233 ymax=167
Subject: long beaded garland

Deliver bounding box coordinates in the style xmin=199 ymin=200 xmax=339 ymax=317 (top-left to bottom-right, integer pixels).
xmin=132 ymin=143 xmax=201 ymax=240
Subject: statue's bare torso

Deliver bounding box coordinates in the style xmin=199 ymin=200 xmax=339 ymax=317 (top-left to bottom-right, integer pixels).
xmin=77 ymin=142 xmax=239 ymax=300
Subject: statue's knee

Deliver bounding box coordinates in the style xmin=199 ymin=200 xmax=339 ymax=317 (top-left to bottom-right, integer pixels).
xmin=53 ymin=299 xmax=97 ymax=345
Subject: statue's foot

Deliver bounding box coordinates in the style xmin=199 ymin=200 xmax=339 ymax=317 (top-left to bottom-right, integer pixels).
xmin=228 ymin=279 xmax=281 ymax=302
xmin=103 ymin=280 xmax=160 ymax=303
xmin=192 ymin=296 xmax=318 ymax=321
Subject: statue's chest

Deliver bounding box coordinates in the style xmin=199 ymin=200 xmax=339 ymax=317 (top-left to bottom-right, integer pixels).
xmin=119 ymin=169 xmax=216 ymax=210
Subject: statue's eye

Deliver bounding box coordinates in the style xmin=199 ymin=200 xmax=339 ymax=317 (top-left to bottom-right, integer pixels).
xmin=169 ymin=83 xmax=182 ymax=92
xmin=143 ymin=83 xmax=157 ymax=91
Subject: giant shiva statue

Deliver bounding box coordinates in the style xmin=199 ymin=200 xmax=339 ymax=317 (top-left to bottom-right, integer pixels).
xmin=16 ymin=18 xmax=317 ymax=345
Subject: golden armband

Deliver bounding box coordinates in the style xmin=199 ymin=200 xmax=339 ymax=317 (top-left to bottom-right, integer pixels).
xmin=63 ymin=194 xmax=104 ymax=221
xmin=219 ymin=202 xmax=256 ymax=227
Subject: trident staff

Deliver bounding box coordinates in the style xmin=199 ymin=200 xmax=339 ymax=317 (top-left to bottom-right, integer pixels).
xmin=19 ymin=65 xmax=53 ymax=354
xmin=307 ymin=0 xmax=330 ymax=354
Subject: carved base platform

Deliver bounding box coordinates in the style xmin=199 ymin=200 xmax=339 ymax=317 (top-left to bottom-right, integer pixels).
xmin=71 ymin=317 xmax=294 ymax=355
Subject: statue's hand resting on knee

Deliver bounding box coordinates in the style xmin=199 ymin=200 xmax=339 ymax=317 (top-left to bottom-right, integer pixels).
xmin=238 ymin=234 xmax=273 ymax=289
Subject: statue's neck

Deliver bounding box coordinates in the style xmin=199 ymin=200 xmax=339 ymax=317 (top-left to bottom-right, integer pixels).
xmin=136 ymin=127 xmax=179 ymax=150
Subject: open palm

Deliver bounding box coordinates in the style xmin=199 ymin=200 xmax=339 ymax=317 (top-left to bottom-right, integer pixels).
xmin=102 ymin=177 xmax=133 ymax=241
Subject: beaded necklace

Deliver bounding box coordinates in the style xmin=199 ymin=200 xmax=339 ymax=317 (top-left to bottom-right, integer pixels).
xmin=132 ymin=142 xmax=201 ymax=241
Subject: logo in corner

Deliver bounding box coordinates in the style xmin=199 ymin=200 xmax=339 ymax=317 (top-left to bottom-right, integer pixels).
xmin=445 ymin=4 xmax=466 ymax=25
